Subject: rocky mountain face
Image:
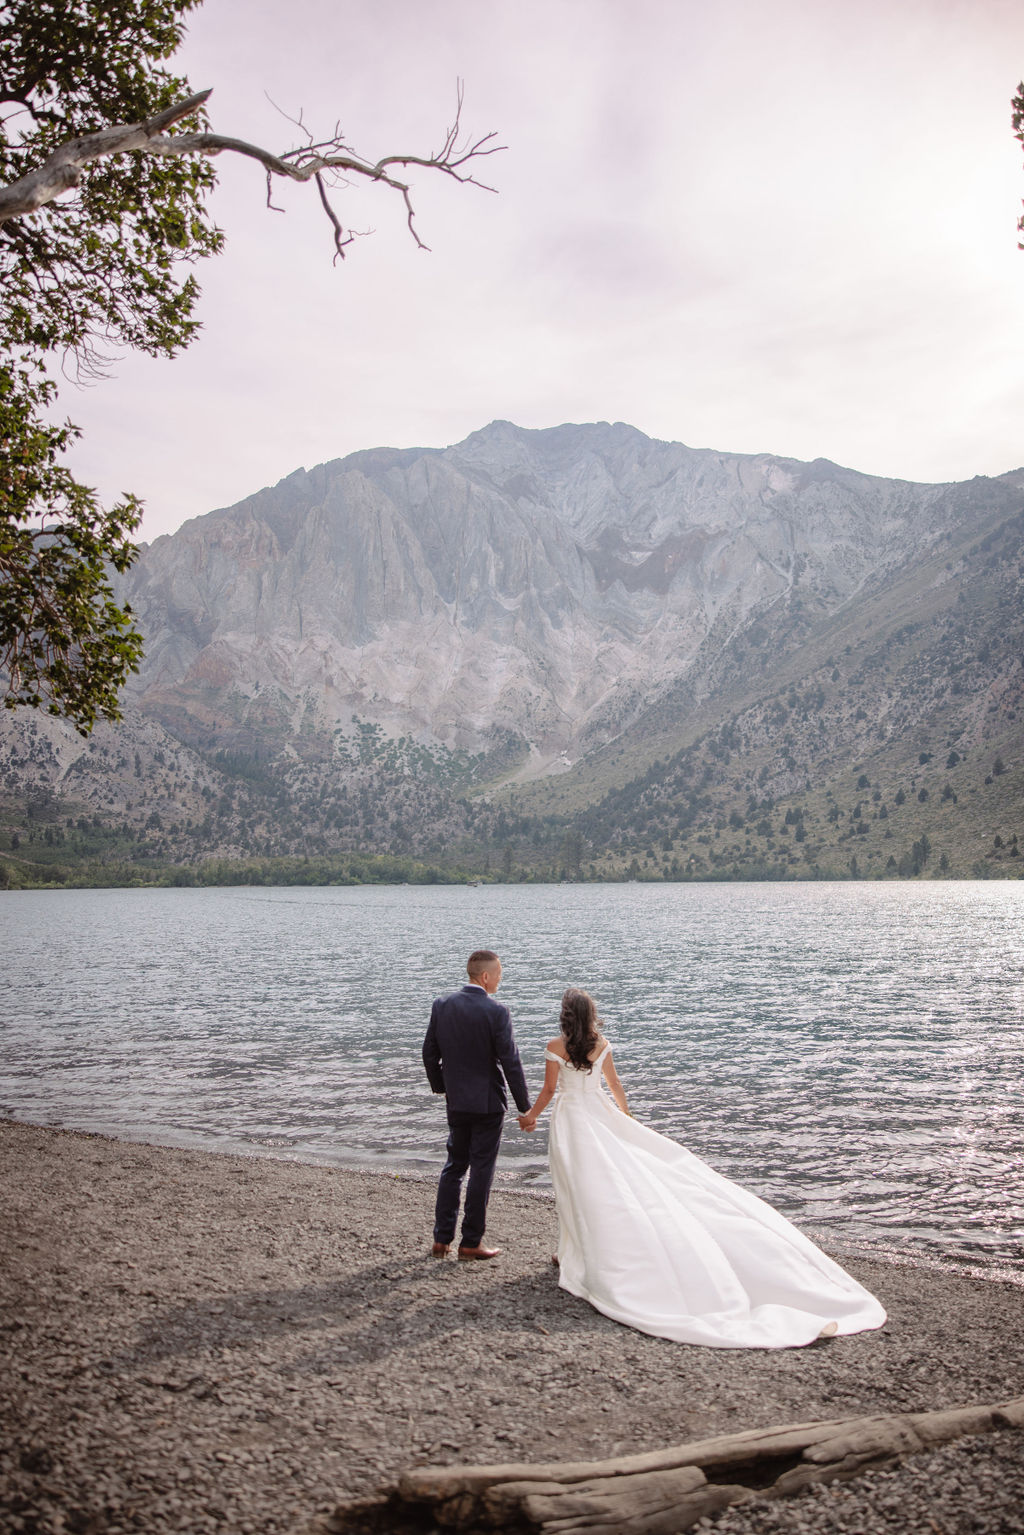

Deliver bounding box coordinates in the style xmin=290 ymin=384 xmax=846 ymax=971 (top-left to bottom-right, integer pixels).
xmin=1 ymin=421 xmax=1022 ymax=880
xmin=115 ymin=420 xmax=1022 ymax=768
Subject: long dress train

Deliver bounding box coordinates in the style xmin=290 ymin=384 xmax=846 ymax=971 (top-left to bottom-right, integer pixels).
xmin=546 ymin=1046 xmax=887 ymax=1349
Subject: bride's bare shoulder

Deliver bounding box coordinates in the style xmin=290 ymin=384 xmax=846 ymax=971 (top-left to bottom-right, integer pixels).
xmin=546 ymin=1037 xmax=567 ymax=1056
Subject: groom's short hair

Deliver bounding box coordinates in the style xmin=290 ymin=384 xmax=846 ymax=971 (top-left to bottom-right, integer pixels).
xmin=467 ymin=949 xmax=500 ymax=978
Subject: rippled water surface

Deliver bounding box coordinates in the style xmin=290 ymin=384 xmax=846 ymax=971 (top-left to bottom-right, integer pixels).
xmin=3 ymin=882 xmax=1023 ymax=1276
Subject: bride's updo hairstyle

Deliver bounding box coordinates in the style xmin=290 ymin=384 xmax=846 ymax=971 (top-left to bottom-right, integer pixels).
xmin=560 ymin=988 xmax=601 ymax=1072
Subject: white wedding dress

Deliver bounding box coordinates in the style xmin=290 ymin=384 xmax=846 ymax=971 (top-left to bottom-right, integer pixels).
xmin=546 ymin=1046 xmax=887 ymax=1349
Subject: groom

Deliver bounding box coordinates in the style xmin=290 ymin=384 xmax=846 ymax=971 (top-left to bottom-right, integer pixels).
xmin=422 ymin=949 xmax=531 ymax=1260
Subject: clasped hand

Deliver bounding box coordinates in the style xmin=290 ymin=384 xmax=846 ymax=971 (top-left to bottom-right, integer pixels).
xmin=518 ymin=1112 xmax=536 ymax=1132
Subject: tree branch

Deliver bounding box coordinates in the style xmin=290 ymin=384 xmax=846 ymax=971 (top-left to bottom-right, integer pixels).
xmin=0 ymin=89 xmax=213 ymax=222
xmin=0 ymin=83 xmax=504 ymax=256
xmin=314 ymin=171 xmax=355 ymax=262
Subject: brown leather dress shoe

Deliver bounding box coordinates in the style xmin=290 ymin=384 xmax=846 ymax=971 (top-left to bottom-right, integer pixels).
xmin=457 ymin=1244 xmax=501 ymax=1261
xmin=431 ymin=1242 xmax=450 ymax=1257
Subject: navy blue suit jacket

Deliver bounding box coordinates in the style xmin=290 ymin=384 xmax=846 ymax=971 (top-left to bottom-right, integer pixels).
xmin=423 ymin=984 xmax=531 ymax=1116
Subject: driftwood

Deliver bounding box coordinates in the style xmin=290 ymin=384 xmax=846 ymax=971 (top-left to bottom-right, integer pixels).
xmin=325 ymin=1394 xmax=1024 ymax=1534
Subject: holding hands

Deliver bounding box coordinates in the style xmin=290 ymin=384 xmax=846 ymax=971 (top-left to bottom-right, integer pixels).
xmin=518 ymin=1058 xmax=558 ymax=1133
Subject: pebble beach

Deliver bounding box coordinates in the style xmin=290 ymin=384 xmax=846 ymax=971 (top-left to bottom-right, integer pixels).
xmin=2 ymin=1117 xmax=1022 ymax=1534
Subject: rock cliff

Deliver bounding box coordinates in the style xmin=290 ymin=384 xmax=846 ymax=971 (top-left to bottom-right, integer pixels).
xmin=117 ymin=420 xmax=1017 ymax=777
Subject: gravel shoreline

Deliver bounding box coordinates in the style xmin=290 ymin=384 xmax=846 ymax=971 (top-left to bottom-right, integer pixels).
xmin=2 ymin=1118 xmax=1023 ymax=1534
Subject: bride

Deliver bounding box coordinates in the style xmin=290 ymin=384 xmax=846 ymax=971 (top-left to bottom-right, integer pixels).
xmin=519 ymin=988 xmax=887 ymax=1349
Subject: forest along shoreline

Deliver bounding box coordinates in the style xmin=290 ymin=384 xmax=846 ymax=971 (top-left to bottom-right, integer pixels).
xmin=3 ymin=1118 xmax=1024 ymax=1534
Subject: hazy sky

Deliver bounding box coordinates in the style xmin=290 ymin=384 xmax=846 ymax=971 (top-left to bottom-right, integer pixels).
xmin=61 ymin=0 xmax=1024 ymax=541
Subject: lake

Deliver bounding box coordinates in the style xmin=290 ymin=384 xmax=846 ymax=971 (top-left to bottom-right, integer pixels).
xmin=2 ymin=881 xmax=1022 ymax=1279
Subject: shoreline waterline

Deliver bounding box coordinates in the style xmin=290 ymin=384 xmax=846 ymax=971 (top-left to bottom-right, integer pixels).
xmin=6 ymin=1111 xmax=1023 ymax=1291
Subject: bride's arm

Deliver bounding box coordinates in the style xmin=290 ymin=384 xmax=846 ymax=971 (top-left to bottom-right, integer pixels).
xmin=519 ymin=1055 xmax=560 ymax=1130
xmin=601 ymin=1050 xmax=630 ymax=1116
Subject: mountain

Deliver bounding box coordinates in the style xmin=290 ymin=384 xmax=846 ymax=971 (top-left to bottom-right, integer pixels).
xmin=1 ymin=421 xmax=1022 ymax=884
xmin=112 ymin=419 xmax=1020 ymax=768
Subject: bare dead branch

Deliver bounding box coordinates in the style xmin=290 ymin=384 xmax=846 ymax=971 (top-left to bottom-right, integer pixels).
xmin=0 ymin=82 xmax=504 ymax=259
xmin=265 ymin=168 xmax=285 ymax=215
xmin=315 ymin=171 xmax=354 ymax=262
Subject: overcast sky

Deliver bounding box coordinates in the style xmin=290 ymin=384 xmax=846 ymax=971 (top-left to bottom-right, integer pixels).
xmin=61 ymin=0 xmax=1024 ymax=542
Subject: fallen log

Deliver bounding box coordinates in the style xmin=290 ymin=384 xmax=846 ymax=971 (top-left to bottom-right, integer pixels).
xmin=323 ymin=1394 xmax=1024 ymax=1534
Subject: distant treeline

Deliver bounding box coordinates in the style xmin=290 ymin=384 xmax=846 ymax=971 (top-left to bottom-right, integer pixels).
xmin=2 ymin=850 xmax=1018 ymax=892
